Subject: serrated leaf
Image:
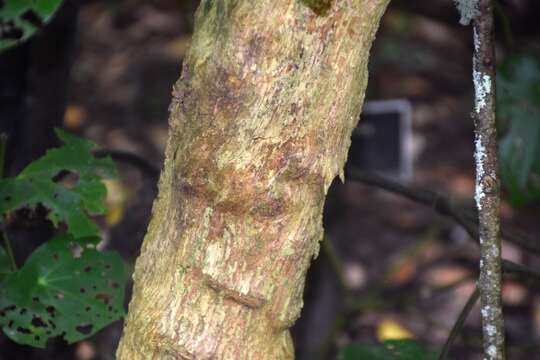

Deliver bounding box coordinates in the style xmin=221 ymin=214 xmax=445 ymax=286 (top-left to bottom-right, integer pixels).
xmin=0 ymin=129 xmax=116 ymax=239
xmin=0 ymin=0 xmax=64 ymax=52
xmin=0 ymin=234 xmax=126 ymax=347
xmin=338 ymin=340 xmax=436 ymax=360
xmin=497 ymin=55 xmax=540 ymax=206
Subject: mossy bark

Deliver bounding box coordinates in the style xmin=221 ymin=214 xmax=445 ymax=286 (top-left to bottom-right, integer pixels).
xmin=116 ymin=0 xmax=388 ymax=358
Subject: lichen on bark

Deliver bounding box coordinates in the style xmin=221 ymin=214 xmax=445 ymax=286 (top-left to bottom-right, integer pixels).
xmin=472 ymin=1 xmax=505 ymax=359
xmin=116 ymin=0 xmax=389 ymax=359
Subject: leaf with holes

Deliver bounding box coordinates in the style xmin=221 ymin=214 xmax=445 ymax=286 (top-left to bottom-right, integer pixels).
xmin=497 ymin=55 xmax=540 ymax=206
xmin=0 ymin=234 xmax=126 ymax=347
xmin=0 ymin=129 xmax=116 ymax=239
xmin=338 ymin=340 xmax=436 ymax=360
xmin=0 ymin=0 xmax=65 ymax=50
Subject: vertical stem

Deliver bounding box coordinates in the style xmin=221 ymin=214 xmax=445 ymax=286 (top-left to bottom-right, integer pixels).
xmin=472 ymin=1 xmax=505 ymax=359
xmin=0 ymin=133 xmax=17 ymax=271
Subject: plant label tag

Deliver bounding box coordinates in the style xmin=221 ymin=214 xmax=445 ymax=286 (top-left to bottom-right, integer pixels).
xmin=348 ymin=99 xmax=413 ymax=181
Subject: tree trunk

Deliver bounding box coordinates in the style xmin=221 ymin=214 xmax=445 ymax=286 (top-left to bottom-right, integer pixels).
xmin=117 ymin=0 xmax=388 ymax=358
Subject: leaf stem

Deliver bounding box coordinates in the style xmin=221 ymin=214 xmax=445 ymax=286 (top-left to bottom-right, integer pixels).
xmin=1 ymin=227 xmax=17 ymax=271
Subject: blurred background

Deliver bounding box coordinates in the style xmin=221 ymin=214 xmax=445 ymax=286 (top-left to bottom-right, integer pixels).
xmin=2 ymin=0 xmax=540 ymax=359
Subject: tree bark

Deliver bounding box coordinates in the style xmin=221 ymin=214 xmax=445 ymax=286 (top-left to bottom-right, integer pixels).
xmin=472 ymin=1 xmax=505 ymax=359
xmin=117 ymin=0 xmax=389 ymax=358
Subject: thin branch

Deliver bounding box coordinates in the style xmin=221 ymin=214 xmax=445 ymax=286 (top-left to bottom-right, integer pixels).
xmin=93 ymin=149 xmax=160 ymax=182
xmin=347 ymin=168 xmax=540 ymax=282
xmin=472 ymin=1 xmax=505 ymax=358
xmin=439 ymin=286 xmax=480 ymax=360
xmin=347 ymin=169 xmax=540 ymax=255
xmin=54 ymin=148 xmax=161 ymax=184
xmin=501 ymin=259 xmax=540 ymax=280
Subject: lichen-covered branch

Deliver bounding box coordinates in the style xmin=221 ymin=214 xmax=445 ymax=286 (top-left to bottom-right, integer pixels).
xmin=471 ymin=1 xmax=506 ymax=359
xmin=116 ymin=0 xmax=389 ymax=358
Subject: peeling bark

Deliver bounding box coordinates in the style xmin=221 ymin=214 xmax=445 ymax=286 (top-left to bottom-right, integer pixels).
xmin=116 ymin=0 xmax=389 ymax=358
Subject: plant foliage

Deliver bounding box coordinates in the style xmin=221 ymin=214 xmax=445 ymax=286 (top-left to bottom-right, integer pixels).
xmin=0 ymin=130 xmax=126 ymax=348
xmin=0 ymin=0 xmax=64 ymax=51
xmin=338 ymin=339 xmax=436 ymax=360
xmin=0 ymin=129 xmax=116 ymax=240
xmin=497 ymin=55 xmax=540 ymax=206
xmin=0 ymin=234 xmax=126 ymax=347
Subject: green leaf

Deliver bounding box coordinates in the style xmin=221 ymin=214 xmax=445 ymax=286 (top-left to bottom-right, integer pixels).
xmin=0 ymin=0 xmax=64 ymax=52
xmin=0 ymin=234 xmax=127 ymax=347
xmin=0 ymin=129 xmax=116 ymax=239
xmin=497 ymin=55 xmax=540 ymax=206
xmin=338 ymin=340 xmax=436 ymax=360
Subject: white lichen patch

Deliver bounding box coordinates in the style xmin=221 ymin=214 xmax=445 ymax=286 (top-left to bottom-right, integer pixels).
xmin=487 ymin=344 xmax=497 ymax=358
xmin=490 ymin=245 xmax=499 ymax=257
xmin=454 ymin=0 xmax=480 ymax=25
xmin=481 ymin=305 xmax=491 ymax=318
xmin=486 ymin=324 xmax=497 ymax=336
xmin=474 ymin=70 xmax=492 ymax=114
xmin=474 ymin=134 xmax=487 ymax=210
xmin=474 ymin=27 xmax=480 ymax=52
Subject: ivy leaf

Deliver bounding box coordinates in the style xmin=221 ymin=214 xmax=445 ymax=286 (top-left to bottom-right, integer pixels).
xmin=497 ymin=55 xmax=540 ymax=206
xmin=0 ymin=234 xmax=127 ymax=348
xmin=0 ymin=129 xmax=116 ymax=239
xmin=0 ymin=0 xmax=64 ymax=51
xmin=338 ymin=340 xmax=436 ymax=360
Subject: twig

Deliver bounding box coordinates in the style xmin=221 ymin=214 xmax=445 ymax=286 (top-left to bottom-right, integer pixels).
xmin=347 ymin=169 xmax=540 ymax=255
xmin=472 ymin=1 xmax=505 ymax=358
xmin=439 ymin=286 xmax=480 ymax=360
xmin=501 ymin=259 xmax=540 ymax=280
xmin=54 ymin=148 xmax=160 ymax=184
xmin=93 ymin=149 xmax=160 ymax=182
